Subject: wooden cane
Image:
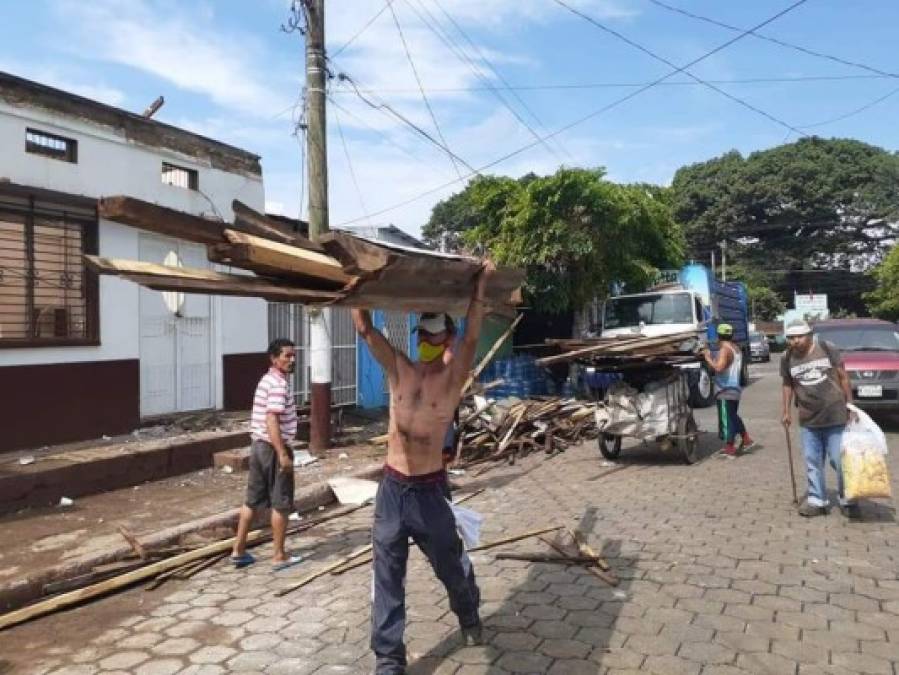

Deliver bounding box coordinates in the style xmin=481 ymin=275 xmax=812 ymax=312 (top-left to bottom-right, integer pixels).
xmin=783 ymin=422 xmax=799 ymax=504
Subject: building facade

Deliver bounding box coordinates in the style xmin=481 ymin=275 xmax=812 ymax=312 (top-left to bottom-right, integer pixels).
xmin=0 ymin=72 xmax=270 ymax=451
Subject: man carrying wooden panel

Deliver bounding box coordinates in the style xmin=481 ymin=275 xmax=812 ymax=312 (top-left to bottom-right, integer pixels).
xmin=351 ymin=261 xmax=495 ymax=674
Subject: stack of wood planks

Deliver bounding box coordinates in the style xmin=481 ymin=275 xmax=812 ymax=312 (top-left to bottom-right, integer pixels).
xmin=536 ymin=330 xmax=700 ymax=369
xmin=86 ymin=196 xmax=523 ymax=314
xmin=455 ymin=395 xmax=598 ymax=468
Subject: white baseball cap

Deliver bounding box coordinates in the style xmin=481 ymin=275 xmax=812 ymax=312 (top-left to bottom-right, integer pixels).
xmin=785 ymin=320 xmax=812 ymax=337
xmin=415 ymin=313 xmax=450 ymax=335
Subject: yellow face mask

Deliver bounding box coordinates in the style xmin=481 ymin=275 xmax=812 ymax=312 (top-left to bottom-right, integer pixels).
xmin=418 ymin=341 xmax=445 ymax=363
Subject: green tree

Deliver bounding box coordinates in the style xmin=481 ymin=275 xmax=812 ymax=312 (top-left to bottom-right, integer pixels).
xmin=460 ymin=168 xmax=683 ymax=313
xmin=670 ymin=138 xmax=899 ymax=272
xmin=864 ymin=244 xmax=899 ymax=320
xmin=747 ymin=285 xmax=786 ymax=321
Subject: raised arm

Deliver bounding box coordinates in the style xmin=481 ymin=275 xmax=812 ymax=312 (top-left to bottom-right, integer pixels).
xmin=352 ymin=309 xmax=400 ymax=383
xmin=452 ymin=261 xmax=495 ymax=387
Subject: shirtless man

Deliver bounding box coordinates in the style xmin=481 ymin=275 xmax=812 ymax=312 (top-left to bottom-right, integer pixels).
xmin=352 ymin=261 xmax=494 ymax=674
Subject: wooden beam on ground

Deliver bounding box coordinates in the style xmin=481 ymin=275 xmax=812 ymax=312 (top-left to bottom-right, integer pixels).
xmin=540 ymin=535 xmax=618 ymax=586
xmin=467 ymin=525 xmax=563 ymax=552
xmin=223 ymin=229 xmax=352 ymax=285
xmin=494 ymin=552 xmax=600 ymax=564
xmin=0 ymin=505 xmax=364 ymax=630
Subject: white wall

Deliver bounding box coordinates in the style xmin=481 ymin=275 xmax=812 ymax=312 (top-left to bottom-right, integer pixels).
xmin=0 ymin=102 xmax=268 ymax=376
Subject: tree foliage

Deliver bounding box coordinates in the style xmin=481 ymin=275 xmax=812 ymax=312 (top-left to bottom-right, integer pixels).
xmin=423 ymin=168 xmax=683 ymax=313
xmin=747 ymin=285 xmax=786 ymax=322
xmin=670 ymin=138 xmax=899 ymax=271
xmin=864 ymin=244 xmax=899 ymax=320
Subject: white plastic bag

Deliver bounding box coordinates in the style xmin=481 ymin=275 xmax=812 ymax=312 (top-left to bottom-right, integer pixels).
xmin=450 ymin=502 xmax=483 ymax=548
xmin=841 ymin=404 xmax=892 ymax=500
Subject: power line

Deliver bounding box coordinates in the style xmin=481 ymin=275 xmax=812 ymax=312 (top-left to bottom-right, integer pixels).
xmin=335 ymin=72 xmax=478 ymax=173
xmin=387 ymin=1 xmax=464 ymax=178
xmin=648 ymin=0 xmax=899 ymax=80
xmin=335 ymin=0 xmax=809 ymax=226
xmin=326 ymin=92 xmax=434 ymax=170
xmin=402 ymin=0 xmax=567 ymax=163
xmin=327 ymin=73 xmax=891 ymax=95
xmin=424 ymin=0 xmax=571 ymax=161
xmin=551 ymin=0 xmax=808 ymax=138
xmin=332 ymin=104 xmax=373 ymax=225
xmin=800 ymin=84 xmax=899 ymax=129
xmin=331 ymin=0 xmax=392 ymax=58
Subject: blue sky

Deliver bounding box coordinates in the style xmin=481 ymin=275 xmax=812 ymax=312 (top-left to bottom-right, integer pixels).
xmin=2 ymin=0 xmax=898 ymax=237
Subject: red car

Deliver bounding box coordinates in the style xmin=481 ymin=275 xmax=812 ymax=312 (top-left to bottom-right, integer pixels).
xmin=813 ymin=319 xmax=899 ymax=410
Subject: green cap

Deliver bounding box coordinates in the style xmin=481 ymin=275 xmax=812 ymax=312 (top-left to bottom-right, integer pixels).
xmin=718 ymin=323 xmax=734 ymax=337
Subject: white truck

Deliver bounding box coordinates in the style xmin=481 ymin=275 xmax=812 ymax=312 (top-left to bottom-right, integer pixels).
xmin=595 ymin=264 xmax=750 ymax=407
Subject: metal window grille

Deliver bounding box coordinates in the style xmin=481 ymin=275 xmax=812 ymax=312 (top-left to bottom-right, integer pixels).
xmin=267 ymin=303 xmax=357 ymax=406
xmin=0 ymin=197 xmax=98 ymax=345
xmin=161 ymin=162 xmax=199 ymax=190
xmin=25 ymin=128 xmax=77 ymax=163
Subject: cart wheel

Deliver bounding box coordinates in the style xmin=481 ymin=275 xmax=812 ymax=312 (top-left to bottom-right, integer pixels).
xmin=678 ymin=414 xmax=700 ymax=464
xmin=598 ymin=433 xmax=622 ymax=460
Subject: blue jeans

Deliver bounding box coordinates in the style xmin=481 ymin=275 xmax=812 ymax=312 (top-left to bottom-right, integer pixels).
xmin=800 ymin=425 xmax=852 ymax=507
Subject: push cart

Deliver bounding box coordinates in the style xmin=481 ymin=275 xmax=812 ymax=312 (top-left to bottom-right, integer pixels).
xmin=592 ymin=365 xmax=700 ymax=464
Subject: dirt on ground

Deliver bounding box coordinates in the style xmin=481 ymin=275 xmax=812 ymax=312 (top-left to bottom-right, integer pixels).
xmin=0 ymin=410 xmax=388 ymax=583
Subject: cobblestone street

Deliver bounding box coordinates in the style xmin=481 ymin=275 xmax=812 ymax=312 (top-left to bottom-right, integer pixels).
xmin=2 ymin=356 xmax=898 ymax=675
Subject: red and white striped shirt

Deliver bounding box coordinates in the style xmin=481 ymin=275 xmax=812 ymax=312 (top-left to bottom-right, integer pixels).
xmin=251 ymin=368 xmax=297 ymax=443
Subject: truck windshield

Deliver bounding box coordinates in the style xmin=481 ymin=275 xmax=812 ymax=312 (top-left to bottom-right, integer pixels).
xmin=814 ymin=326 xmax=899 ymax=352
xmin=604 ymin=293 xmax=694 ymax=329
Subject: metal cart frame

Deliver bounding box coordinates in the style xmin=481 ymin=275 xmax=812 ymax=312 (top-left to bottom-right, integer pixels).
xmin=595 ymin=367 xmax=700 ymax=464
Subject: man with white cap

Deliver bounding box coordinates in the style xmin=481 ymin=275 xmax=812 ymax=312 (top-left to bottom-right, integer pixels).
xmin=351 ymin=260 xmax=495 ymax=674
xmin=781 ymin=319 xmax=858 ymax=518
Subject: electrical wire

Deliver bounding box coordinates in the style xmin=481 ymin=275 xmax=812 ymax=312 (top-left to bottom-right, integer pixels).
xmin=327 ymin=73 xmax=890 ymax=95
xmin=334 ymin=0 xmax=810 ymax=226
xmin=332 ymin=104 xmax=373 ymax=225
xmin=326 ymin=92 xmax=435 ymax=170
xmin=648 ymin=0 xmax=899 ymax=80
xmin=331 ymin=0 xmax=393 ymax=58
xmin=551 ymin=0 xmax=808 ymax=138
xmin=421 ymin=0 xmax=571 ymax=161
xmin=799 ymin=84 xmax=899 ymax=129
xmin=386 ymin=1 xmax=464 ymax=178
xmin=336 ymin=72 xmax=478 ymax=173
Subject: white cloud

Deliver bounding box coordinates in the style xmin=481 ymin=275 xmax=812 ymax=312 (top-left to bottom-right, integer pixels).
xmin=53 ymin=0 xmax=294 ymax=117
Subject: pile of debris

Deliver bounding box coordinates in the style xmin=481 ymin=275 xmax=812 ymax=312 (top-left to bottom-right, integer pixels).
xmin=537 ymin=330 xmax=700 ymax=370
xmin=86 ymin=197 xmax=523 ymax=314
xmin=455 ymin=394 xmax=598 ymax=468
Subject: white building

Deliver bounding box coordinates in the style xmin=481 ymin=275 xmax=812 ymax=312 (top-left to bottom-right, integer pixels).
xmin=0 ymin=72 xmax=271 ymax=451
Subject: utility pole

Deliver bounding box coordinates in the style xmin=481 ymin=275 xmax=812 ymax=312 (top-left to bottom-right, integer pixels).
xmin=719 ymin=240 xmax=727 ymax=281
xmin=305 ymin=0 xmax=331 ymax=451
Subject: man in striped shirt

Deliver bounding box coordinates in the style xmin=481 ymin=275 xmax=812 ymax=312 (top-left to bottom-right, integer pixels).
xmin=231 ymin=338 xmax=299 ymax=569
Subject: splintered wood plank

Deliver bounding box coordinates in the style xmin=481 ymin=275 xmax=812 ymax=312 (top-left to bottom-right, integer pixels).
xmin=231 ymin=199 xmax=322 ymax=250
xmin=222 ymin=230 xmax=353 ymax=285
xmin=206 ymin=244 xmax=345 ymax=290
xmin=85 ymin=255 xmax=341 ymax=303
xmin=99 ymin=196 xmax=228 ymax=246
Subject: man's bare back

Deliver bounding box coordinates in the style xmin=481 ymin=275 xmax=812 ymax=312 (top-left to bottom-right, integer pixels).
xmin=352 ymin=261 xmax=494 ymax=476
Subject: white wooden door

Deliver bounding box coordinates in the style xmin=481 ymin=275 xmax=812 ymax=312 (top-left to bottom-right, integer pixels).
xmin=139 ymin=235 xmax=213 ymax=417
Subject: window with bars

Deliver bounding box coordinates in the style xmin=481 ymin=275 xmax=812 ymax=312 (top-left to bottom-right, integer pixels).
xmin=25 ymin=128 xmax=78 ymax=163
xmin=0 ymin=197 xmax=99 ymax=347
xmin=161 ymin=162 xmax=199 ymax=190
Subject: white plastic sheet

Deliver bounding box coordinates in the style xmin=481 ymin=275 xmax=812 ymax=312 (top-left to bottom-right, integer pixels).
xmin=450 ymin=502 xmax=483 ymax=548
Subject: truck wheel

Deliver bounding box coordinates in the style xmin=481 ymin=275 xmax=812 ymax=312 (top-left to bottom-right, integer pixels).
xmin=598 ymin=433 xmax=622 ymax=459
xmin=688 ymin=366 xmax=715 ymax=408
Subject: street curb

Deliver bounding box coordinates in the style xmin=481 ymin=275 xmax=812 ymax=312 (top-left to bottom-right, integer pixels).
xmin=0 ymin=463 xmax=383 ymax=613
xmin=0 ymin=431 xmax=251 ymax=513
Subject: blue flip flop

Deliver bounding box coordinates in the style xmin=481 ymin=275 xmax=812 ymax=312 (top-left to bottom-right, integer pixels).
xmin=230 ymin=552 xmax=256 ymax=568
xmin=273 ymin=554 xmax=303 ymax=572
